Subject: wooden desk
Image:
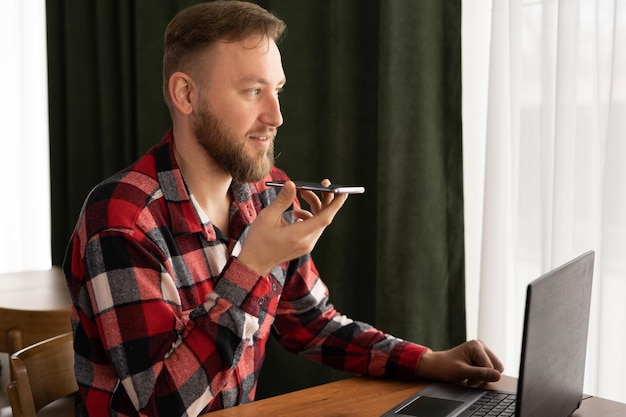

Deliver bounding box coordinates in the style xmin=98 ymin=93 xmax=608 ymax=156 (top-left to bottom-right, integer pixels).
xmin=0 ymin=267 xmax=71 ymax=311
xmin=1 ymin=376 xmax=621 ymax=416
xmin=202 ymin=375 xmax=626 ymax=417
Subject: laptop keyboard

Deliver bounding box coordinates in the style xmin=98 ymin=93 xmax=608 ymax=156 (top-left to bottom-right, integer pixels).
xmin=463 ymin=391 xmax=517 ymax=416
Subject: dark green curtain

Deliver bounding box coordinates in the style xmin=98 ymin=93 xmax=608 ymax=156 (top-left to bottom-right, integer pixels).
xmin=47 ymin=0 xmax=465 ymax=399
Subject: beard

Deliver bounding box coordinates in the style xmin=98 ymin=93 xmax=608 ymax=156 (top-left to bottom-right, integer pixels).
xmin=192 ymin=103 xmax=275 ymax=183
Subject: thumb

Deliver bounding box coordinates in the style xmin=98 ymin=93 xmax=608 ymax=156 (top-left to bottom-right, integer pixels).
xmin=271 ymin=181 xmax=297 ymax=211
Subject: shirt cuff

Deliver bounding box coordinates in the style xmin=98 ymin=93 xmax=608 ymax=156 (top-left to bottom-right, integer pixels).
xmin=213 ymin=256 xmax=273 ymax=317
xmin=388 ymin=341 xmax=430 ymax=380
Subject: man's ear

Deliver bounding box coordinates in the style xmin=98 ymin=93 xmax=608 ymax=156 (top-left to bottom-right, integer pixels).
xmin=168 ymin=72 xmax=195 ymax=115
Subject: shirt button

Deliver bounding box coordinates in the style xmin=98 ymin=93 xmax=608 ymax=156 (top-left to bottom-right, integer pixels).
xmin=272 ymin=283 xmax=277 ymax=291
xmin=259 ymin=297 xmax=265 ymax=305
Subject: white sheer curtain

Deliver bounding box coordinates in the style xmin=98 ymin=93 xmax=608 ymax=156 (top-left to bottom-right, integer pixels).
xmin=463 ymin=0 xmax=626 ymax=403
xmin=0 ymin=0 xmax=51 ymax=273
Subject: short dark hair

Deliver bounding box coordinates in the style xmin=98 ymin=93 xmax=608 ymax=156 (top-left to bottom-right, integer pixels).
xmin=162 ymin=0 xmax=286 ymax=107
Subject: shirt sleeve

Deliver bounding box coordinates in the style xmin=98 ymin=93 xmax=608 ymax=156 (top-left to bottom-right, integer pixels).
xmin=271 ymin=254 xmax=429 ymax=380
xmin=68 ymin=226 xmax=270 ymax=416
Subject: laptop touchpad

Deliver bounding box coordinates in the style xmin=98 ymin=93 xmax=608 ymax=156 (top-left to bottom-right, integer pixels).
xmin=396 ymin=396 xmax=464 ymax=416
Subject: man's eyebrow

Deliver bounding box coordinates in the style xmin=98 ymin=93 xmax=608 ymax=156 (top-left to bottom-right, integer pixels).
xmin=238 ymin=76 xmax=287 ymax=86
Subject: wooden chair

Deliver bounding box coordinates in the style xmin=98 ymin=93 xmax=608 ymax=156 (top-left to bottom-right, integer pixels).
xmin=7 ymin=332 xmax=77 ymax=417
xmin=0 ymin=307 xmax=72 ymax=355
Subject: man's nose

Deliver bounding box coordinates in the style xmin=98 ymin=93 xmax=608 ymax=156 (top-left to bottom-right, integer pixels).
xmin=260 ymin=94 xmax=283 ymax=127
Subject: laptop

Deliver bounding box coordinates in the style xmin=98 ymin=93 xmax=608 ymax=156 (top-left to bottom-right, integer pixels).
xmin=381 ymin=250 xmax=595 ymax=417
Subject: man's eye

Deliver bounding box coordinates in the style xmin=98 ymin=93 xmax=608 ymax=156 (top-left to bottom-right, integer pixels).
xmin=248 ymin=88 xmax=261 ymax=96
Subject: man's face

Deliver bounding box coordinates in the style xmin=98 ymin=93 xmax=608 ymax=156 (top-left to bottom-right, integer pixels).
xmin=192 ymin=36 xmax=285 ymax=183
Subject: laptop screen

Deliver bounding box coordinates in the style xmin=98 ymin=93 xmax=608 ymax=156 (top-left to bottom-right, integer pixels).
xmin=516 ymin=250 xmax=594 ymax=416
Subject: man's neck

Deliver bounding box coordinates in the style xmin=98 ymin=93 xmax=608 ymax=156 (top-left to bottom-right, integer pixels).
xmin=173 ymin=132 xmax=233 ymax=235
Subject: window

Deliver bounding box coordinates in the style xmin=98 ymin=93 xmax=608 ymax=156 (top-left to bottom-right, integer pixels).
xmin=0 ymin=0 xmax=51 ymax=273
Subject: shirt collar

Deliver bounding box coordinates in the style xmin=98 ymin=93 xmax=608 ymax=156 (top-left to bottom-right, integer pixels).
xmin=154 ymin=130 xmax=260 ymax=240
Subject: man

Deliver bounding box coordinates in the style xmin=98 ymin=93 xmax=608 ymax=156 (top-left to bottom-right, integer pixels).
xmin=64 ymin=2 xmax=503 ymax=416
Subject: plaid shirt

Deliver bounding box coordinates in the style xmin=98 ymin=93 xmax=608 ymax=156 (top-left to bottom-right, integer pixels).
xmin=64 ymin=130 xmax=427 ymax=417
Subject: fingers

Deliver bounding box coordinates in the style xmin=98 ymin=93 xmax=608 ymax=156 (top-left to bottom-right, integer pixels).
xmin=299 ymin=190 xmax=322 ymax=213
xmin=268 ymin=179 xmax=347 ymax=232
xmin=298 ymin=178 xmax=346 ymax=215
xmin=293 ymin=208 xmax=314 ymax=221
xmin=468 ymin=340 xmax=504 ymax=373
xmin=290 ymin=191 xmax=347 ymax=232
xmin=269 ymin=180 xmax=341 ymax=222
xmin=468 ymin=340 xmax=495 ymax=369
xmin=465 ymin=367 xmax=502 ymax=387
xmin=483 ymin=343 xmax=505 ymax=373
xmin=464 ymin=340 xmax=503 ymax=386
xmin=319 ymin=178 xmax=334 ymax=206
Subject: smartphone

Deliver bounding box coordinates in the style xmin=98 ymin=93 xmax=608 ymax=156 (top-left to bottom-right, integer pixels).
xmin=265 ymin=180 xmax=365 ymax=194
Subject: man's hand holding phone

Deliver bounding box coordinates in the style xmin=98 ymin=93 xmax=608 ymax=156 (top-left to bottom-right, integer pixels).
xmin=237 ymin=180 xmax=349 ymax=276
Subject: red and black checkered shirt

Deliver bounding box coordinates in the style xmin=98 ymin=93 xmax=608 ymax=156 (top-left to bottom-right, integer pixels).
xmin=64 ymin=130 xmax=427 ymax=417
